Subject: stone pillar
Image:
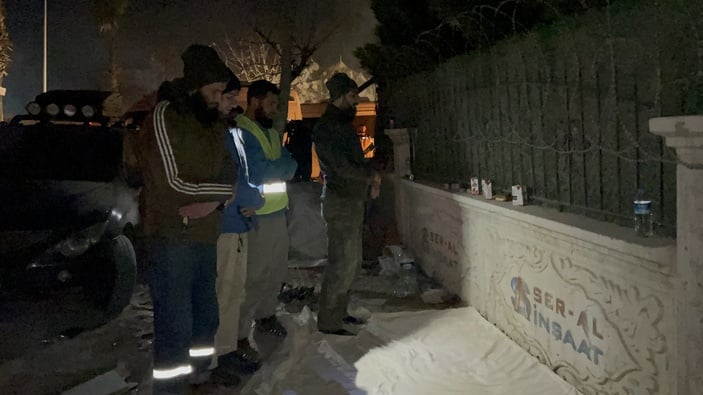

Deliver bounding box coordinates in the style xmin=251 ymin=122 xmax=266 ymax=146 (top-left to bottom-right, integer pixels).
xmin=385 ymin=128 xmax=413 ymax=244
xmin=384 ymin=128 xmax=412 ymax=178
xmin=649 ymin=115 xmax=703 ymax=395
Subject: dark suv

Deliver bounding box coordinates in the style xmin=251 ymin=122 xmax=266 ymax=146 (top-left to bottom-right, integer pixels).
xmin=0 ymin=90 xmax=139 ymax=319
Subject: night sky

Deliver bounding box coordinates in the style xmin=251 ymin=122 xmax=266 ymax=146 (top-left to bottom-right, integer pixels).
xmin=3 ymin=0 xmax=376 ymax=117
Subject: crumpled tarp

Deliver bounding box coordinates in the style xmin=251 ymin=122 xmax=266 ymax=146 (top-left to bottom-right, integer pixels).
xmin=286 ymin=182 xmax=328 ymax=267
xmin=243 ymin=307 xmax=580 ymax=395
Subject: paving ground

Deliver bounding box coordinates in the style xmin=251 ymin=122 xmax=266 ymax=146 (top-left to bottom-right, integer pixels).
xmin=0 ymin=264 xmax=457 ymax=395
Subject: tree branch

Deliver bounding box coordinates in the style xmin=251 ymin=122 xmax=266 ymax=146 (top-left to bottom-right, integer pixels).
xmin=253 ymin=27 xmax=282 ymax=57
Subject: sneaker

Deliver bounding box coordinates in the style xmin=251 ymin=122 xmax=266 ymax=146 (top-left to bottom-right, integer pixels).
xmin=319 ymin=328 xmax=356 ymax=336
xmin=255 ymin=315 xmax=287 ymax=337
xmin=218 ymin=347 xmax=261 ymax=375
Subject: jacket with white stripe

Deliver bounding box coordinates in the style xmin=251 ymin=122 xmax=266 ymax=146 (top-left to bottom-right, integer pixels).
xmin=221 ymin=126 xmax=264 ymax=234
xmin=137 ymin=100 xmax=236 ymax=243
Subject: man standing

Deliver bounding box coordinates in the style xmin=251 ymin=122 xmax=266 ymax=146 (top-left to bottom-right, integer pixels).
xmin=137 ymin=44 xmax=235 ymax=394
xmin=312 ymin=73 xmax=381 ymax=335
xmin=236 ymin=80 xmax=297 ymax=345
xmin=210 ymin=71 xmax=265 ymax=380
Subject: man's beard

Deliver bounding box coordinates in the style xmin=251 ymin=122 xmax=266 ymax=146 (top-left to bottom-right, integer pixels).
xmin=188 ymin=91 xmax=220 ymax=127
xmin=224 ymin=109 xmax=238 ymax=128
xmin=254 ymin=107 xmax=274 ymax=129
xmin=338 ymin=103 xmax=356 ymax=123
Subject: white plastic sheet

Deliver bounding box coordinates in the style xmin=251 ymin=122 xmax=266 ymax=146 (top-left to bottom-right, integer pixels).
xmin=244 ymin=307 xmax=580 ymax=395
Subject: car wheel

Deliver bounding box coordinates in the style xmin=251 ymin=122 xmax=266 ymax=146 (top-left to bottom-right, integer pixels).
xmin=83 ymin=235 xmax=137 ymax=319
xmin=122 ymin=223 xmax=149 ymax=285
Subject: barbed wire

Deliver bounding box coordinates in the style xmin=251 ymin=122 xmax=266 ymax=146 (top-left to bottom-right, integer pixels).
xmin=393 ymin=0 xmax=703 ymax=171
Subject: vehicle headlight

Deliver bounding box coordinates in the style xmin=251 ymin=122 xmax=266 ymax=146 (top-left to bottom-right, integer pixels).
xmin=81 ymin=105 xmax=96 ymax=118
xmin=46 ymin=103 xmax=60 ymax=116
xmin=64 ymin=104 xmax=77 ymax=117
xmin=26 ymin=102 xmax=41 ymax=115
xmin=110 ymin=208 xmax=123 ymax=222
xmin=56 ymin=221 xmax=108 ymax=257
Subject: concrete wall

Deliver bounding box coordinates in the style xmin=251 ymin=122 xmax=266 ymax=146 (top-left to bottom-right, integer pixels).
xmin=393 ymin=177 xmax=678 ymax=394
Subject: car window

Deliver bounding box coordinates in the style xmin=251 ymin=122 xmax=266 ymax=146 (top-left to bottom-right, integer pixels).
xmin=0 ymin=123 xmax=123 ymax=182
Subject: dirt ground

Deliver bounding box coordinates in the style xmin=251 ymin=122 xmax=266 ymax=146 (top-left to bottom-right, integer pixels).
xmin=0 ymin=265 xmax=457 ymax=395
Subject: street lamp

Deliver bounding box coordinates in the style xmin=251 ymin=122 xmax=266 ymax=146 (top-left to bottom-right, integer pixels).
xmin=43 ymin=0 xmax=47 ymax=92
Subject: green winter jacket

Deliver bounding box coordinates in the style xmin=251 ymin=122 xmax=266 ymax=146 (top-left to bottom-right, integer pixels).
xmin=137 ymin=100 xmax=236 ymax=243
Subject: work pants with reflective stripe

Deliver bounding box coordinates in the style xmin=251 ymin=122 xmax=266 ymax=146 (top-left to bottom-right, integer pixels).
xmin=238 ymin=212 xmax=289 ymax=337
xmin=211 ymin=232 xmax=248 ymax=368
xmin=317 ymin=195 xmax=366 ymax=332
xmin=147 ymin=238 xmax=218 ymax=390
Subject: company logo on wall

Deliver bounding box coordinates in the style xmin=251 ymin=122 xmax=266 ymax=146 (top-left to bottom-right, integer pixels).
xmin=510 ymin=276 xmax=605 ymax=365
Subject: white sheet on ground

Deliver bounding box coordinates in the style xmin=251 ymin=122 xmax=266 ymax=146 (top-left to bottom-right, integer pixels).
xmin=286 ymin=182 xmax=328 ymax=268
xmin=243 ymin=306 xmax=580 ymax=395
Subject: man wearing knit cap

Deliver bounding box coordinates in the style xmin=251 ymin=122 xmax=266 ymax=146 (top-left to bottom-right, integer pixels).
xmin=312 ymin=72 xmax=382 ymax=335
xmin=209 ymin=70 xmax=266 ymax=382
xmin=136 ymin=44 xmax=237 ymax=393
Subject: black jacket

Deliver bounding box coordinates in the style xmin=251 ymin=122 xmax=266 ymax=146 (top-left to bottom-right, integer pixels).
xmin=312 ymin=104 xmax=370 ymax=200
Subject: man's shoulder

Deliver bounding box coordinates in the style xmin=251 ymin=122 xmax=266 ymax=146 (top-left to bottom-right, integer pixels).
xmin=312 ymin=114 xmax=336 ymax=134
xmin=235 ymin=114 xmax=257 ymax=132
xmin=153 ymin=101 xmax=217 ymax=136
xmin=153 ymin=100 xmax=179 ymax=122
xmin=235 ymin=117 xmax=264 ymax=143
xmin=314 ymin=116 xmax=350 ymax=136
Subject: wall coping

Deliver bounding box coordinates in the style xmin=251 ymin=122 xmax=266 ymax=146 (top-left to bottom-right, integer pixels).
xmin=400 ymin=178 xmax=676 ymax=273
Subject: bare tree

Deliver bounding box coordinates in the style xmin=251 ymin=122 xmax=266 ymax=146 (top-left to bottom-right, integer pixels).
xmin=215 ymin=34 xmax=282 ymax=83
xmin=89 ymin=0 xmax=128 ymax=92
xmin=223 ymin=0 xmax=343 ymax=130
xmin=0 ymin=0 xmax=11 ymax=120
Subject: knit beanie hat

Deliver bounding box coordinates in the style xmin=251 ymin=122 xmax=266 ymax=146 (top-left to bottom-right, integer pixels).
xmin=326 ymin=73 xmax=358 ymax=101
xmin=224 ymin=68 xmax=242 ymax=94
xmin=181 ymin=44 xmax=230 ymax=91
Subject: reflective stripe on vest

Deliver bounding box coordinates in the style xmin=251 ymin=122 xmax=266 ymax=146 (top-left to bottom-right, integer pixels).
xmin=153 ymin=364 xmax=193 ymax=380
xmin=263 ymin=182 xmax=287 ymax=194
xmin=189 ymin=346 xmax=215 ymax=358
xmin=235 ymin=114 xmax=288 ymax=215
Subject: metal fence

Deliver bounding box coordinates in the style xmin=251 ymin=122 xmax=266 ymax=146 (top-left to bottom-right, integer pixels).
xmin=383 ymin=2 xmax=703 ymax=237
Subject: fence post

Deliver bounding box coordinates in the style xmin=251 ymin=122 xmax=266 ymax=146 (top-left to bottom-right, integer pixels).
xmin=649 ymin=115 xmax=703 ymax=394
xmin=386 ymin=128 xmax=412 ymax=244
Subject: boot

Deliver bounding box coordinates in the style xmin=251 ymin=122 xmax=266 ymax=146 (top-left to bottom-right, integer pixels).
xmin=255 ymin=315 xmax=287 ymax=337
xmin=216 ymin=339 xmax=261 ymax=375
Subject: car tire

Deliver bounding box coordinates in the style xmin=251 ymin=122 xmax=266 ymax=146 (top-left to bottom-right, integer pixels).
xmin=83 ymin=234 xmax=137 ymax=319
xmin=122 ymin=222 xmax=149 ymax=285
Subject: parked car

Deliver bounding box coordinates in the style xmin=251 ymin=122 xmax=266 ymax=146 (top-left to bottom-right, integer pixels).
xmin=0 ymin=90 xmax=139 ymax=319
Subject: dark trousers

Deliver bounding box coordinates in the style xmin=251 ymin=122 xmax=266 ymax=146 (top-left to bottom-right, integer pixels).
xmin=317 ymin=195 xmax=365 ymax=331
xmin=148 ymin=238 xmax=219 ymax=388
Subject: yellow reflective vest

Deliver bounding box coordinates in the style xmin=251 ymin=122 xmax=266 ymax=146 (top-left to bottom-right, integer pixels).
xmin=235 ymin=115 xmax=289 ymax=215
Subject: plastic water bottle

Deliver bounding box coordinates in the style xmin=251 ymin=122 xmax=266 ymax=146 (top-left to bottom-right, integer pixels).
xmin=393 ymin=263 xmax=419 ymax=298
xmin=633 ymin=189 xmax=653 ymax=237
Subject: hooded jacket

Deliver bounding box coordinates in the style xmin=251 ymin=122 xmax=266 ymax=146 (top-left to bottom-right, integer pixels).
xmin=136 ymin=87 xmax=235 ymax=243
